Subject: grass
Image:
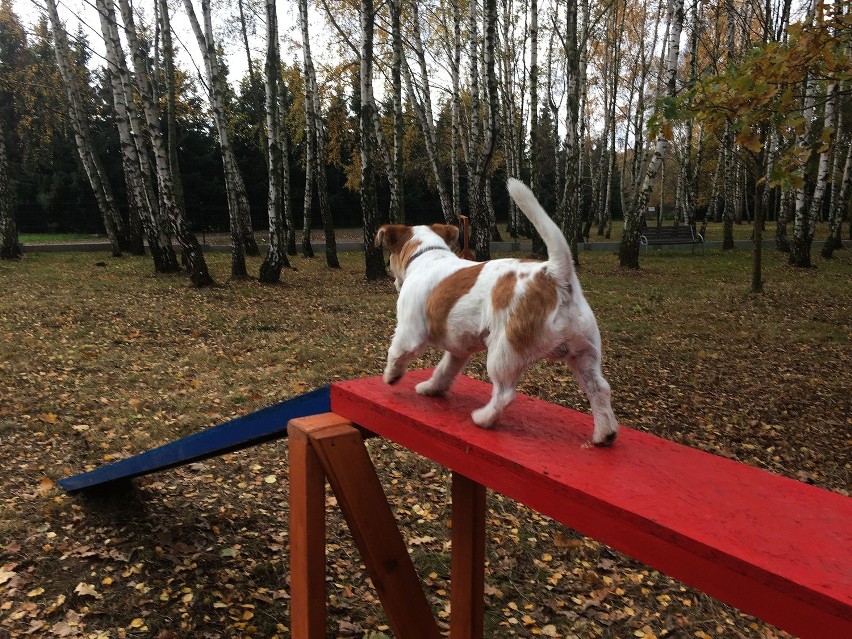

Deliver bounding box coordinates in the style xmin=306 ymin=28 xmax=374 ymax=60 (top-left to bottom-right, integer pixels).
xmin=0 ymin=246 xmax=849 ymax=638
xmin=19 ymin=232 xmax=104 ymax=243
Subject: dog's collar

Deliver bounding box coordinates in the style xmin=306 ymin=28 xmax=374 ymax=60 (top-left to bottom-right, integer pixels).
xmin=406 ymin=244 xmax=452 ymax=267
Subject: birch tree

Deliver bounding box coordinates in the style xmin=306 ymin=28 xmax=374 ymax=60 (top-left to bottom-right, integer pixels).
xmin=184 ymin=0 xmax=260 ymax=278
xmin=95 ymin=0 xmax=178 ymax=273
xmin=822 ymin=133 xmax=850 ymax=258
xmin=259 ymin=0 xmax=290 ymax=283
xmin=298 ymin=0 xmax=339 ymax=267
xmin=619 ymin=0 xmax=685 ymax=269
xmin=404 ymin=0 xmax=453 ymax=223
xmin=45 ymin=0 xmax=125 ymax=257
xmin=468 ymin=0 xmax=499 ymax=260
xmin=361 ymin=0 xmax=386 ymax=280
xmin=117 ymin=0 xmax=214 ymax=287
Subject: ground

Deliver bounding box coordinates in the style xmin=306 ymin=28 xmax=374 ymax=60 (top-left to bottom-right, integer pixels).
xmin=0 ymin=245 xmax=849 ymax=639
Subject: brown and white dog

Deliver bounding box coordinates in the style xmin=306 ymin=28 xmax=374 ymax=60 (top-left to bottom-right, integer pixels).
xmin=375 ymin=178 xmax=619 ymax=446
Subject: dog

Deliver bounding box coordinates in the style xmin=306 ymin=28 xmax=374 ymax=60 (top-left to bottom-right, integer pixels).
xmin=374 ymin=178 xmax=619 ymax=446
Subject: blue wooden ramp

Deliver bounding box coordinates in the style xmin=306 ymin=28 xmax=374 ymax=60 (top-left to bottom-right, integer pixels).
xmin=59 ymin=386 xmax=330 ymax=493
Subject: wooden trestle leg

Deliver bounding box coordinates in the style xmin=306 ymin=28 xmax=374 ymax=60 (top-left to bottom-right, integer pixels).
xmin=288 ymin=414 xmax=441 ymax=639
xmin=450 ymin=472 xmax=486 ymax=639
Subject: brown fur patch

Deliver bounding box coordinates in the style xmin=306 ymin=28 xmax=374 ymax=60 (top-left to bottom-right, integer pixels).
xmin=426 ymin=263 xmax=486 ymax=341
xmin=491 ymin=272 xmax=517 ymax=313
xmin=376 ymin=225 xmax=413 ymax=252
xmin=507 ymin=270 xmax=558 ymax=353
xmin=430 ymin=224 xmax=460 ymax=249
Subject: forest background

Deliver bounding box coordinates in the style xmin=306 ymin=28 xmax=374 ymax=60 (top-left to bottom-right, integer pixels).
xmin=0 ymin=0 xmax=850 ymax=281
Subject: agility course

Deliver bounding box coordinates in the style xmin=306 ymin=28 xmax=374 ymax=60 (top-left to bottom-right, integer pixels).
xmin=60 ymin=370 xmax=852 ymax=639
xmin=58 ymin=385 xmax=330 ymax=493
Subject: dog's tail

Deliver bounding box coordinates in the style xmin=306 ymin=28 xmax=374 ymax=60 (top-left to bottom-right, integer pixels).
xmin=506 ymin=178 xmax=574 ymax=281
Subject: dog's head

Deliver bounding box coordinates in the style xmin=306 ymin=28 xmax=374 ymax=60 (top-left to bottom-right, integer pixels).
xmin=375 ymin=224 xmax=460 ymax=289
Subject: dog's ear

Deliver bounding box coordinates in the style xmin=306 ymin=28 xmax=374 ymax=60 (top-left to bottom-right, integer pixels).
xmin=430 ymin=224 xmax=460 ymax=249
xmin=375 ymin=225 xmax=411 ymax=252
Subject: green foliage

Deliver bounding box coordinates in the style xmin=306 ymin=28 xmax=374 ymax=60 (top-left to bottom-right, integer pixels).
xmin=680 ymin=5 xmax=851 ymax=187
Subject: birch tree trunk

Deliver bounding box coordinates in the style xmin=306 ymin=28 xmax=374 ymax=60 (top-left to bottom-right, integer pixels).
xmin=259 ymin=0 xmax=290 ymax=283
xmin=46 ymin=0 xmax=125 ymax=258
xmin=160 ymin=0 xmax=186 ymax=246
xmin=528 ymin=0 xmax=545 ymax=255
xmin=789 ymin=1 xmax=818 ymax=268
xmin=468 ymin=0 xmax=499 ymax=260
xmin=451 ymin=0 xmax=463 ymax=225
xmin=237 ymin=0 xmax=257 ymax=87
xmin=96 ymin=0 xmax=178 ymax=273
xmin=619 ymin=0 xmax=685 ymax=269
xmin=299 ymin=0 xmax=317 ymax=259
xmin=117 ymin=0 xmax=214 ymax=286
xmin=0 ymin=117 xmax=20 ymax=260
xmin=559 ymin=0 xmax=582 ymax=264
xmin=183 ymin=0 xmax=250 ymax=278
xmin=298 ymin=0 xmax=339 ymax=267
xmin=789 ymin=78 xmax=817 ymax=267
xmin=803 ymin=80 xmax=836 ymax=258
xmin=389 ymin=0 xmax=404 ymax=224
xmin=406 ymin=1 xmax=453 ymax=223
xmin=721 ymin=121 xmax=736 ymax=249
xmin=361 ymin=0 xmax=386 ymax=280
xmin=309 ymin=70 xmax=340 ymax=268
xmin=279 ymin=85 xmax=297 ymax=257
xmin=822 ymin=134 xmax=850 ymax=258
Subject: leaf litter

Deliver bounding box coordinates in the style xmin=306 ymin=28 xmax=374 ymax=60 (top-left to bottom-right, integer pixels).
xmin=0 ymin=249 xmax=849 ymax=638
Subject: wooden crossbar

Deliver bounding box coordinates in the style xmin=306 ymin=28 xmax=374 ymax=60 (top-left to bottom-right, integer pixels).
xmin=322 ymin=370 xmax=851 ymax=639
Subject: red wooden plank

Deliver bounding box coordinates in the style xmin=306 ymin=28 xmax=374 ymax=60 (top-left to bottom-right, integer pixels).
xmin=330 ymin=371 xmax=852 ymax=639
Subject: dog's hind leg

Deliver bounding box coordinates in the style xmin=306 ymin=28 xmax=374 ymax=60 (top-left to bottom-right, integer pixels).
xmin=416 ymin=351 xmax=470 ymax=396
xmin=561 ymin=339 xmax=619 ymax=446
xmin=471 ymin=344 xmax=525 ymax=428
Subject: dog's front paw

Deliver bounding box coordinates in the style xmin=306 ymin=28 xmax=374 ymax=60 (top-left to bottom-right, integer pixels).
xmin=383 ymin=367 xmax=404 ymax=385
xmin=471 ymin=406 xmax=498 ymax=429
xmin=415 ymin=380 xmax=445 ymax=396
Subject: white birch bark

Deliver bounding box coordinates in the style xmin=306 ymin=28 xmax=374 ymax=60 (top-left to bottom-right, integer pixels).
xmin=822 ymin=134 xmax=850 ymax=257
xmin=95 ymin=0 xmax=177 ymax=272
xmin=117 ymin=0 xmax=213 ymax=286
xmin=789 ymin=0 xmax=819 ymax=267
xmin=308 ymin=69 xmax=339 ymax=267
xmin=406 ymin=1 xmax=453 ymax=223
xmin=361 ymin=0 xmax=385 ymax=279
xmin=619 ymin=0 xmax=685 ymax=268
xmin=46 ymin=0 xmax=125 ymax=257
xmin=451 ymin=0 xmax=463 ymax=224
xmin=183 ymin=0 xmax=250 ymax=278
xmin=259 ymin=0 xmax=290 ymax=283
xmin=807 ymin=81 xmax=836 ymax=231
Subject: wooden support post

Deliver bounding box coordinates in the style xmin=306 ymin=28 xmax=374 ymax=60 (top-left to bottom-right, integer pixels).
xmin=450 ymin=472 xmax=487 ymax=639
xmin=288 ymin=414 xmax=352 ymax=639
xmin=308 ymin=422 xmax=442 ymax=639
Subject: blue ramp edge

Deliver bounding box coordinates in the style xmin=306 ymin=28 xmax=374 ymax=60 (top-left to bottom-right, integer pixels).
xmin=59 ymin=385 xmax=330 ymax=493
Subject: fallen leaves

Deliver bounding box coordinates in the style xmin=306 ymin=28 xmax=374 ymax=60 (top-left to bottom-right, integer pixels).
xmin=1 ymin=250 xmax=847 ymax=637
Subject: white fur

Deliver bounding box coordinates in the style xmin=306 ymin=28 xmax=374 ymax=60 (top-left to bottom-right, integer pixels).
xmin=378 ymin=179 xmax=619 ymax=446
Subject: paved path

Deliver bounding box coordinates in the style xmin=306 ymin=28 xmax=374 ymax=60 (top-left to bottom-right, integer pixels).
xmin=21 ymin=239 xmax=771 ymax=254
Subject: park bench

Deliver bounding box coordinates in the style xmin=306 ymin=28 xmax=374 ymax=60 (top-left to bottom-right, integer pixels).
xmin=288 ymin=369 xmax=851 ymax=639
xmin=640 ymin=224 xmax=704 ymax=252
